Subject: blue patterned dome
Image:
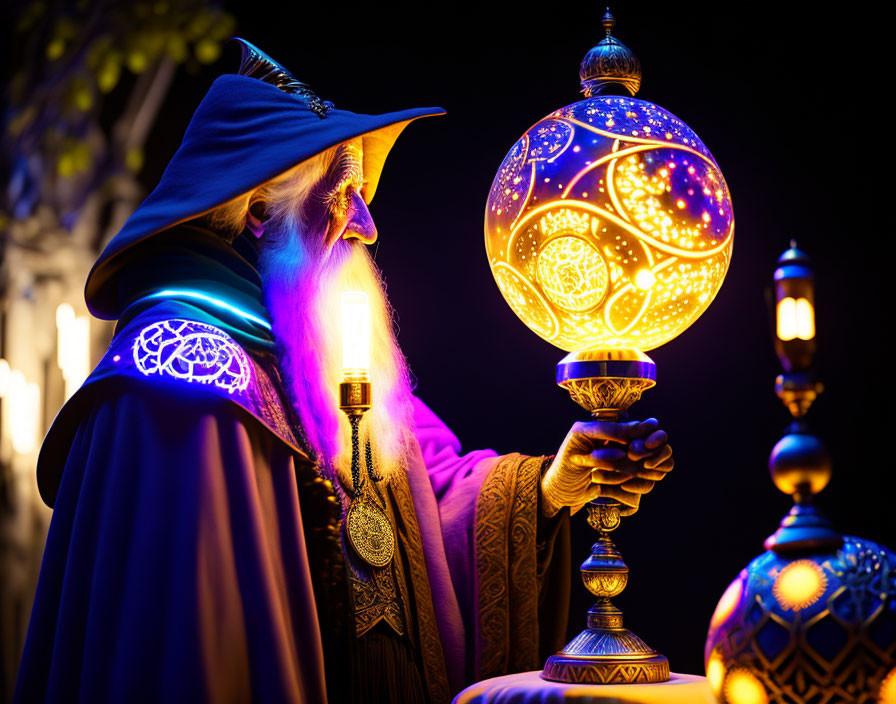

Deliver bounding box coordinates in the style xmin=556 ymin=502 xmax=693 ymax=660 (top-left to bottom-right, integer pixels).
xmin=705 ymin=536 xmax=896 ymax=703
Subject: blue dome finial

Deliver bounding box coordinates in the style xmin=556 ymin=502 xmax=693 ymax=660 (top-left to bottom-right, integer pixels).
xmin=601 ymin=8 xmax=616 ymax=36
xmin=580 ymin=10 xmax=642 ymax=96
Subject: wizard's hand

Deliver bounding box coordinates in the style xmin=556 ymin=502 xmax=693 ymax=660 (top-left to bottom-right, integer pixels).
xmin=540 ymin=418 xmax=673 ymax=518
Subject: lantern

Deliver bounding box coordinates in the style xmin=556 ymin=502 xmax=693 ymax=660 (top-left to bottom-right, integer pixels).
xmin=704 ymin=247 xmax=896 ymax=704
xmin=341 ymin=291 xmax=372 ymax=383
xmin=772 ymin=243 xmax=816 ymax=374
xmin=484 ymin=10 xmax=734 ymax=685
xmin=338 ymin=291 xmax=395 ymax=569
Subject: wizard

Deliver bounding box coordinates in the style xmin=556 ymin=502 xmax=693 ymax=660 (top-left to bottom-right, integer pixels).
xmin=15 ymin=41 xmax=673 ymax=703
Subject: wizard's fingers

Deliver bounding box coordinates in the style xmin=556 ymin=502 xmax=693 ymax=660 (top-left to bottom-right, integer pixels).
xmin=628 ymin=431 xmax=669 ymax=460
xmin=570 ymin=447 xmax=627 ymax=468
xmin=619 ymin=477 xmax=656 ymax=495
xmin=643 ymin=444 xmax=673 ymax=470
xmin=647 ymin=455 xmax=673 ymax=473
xmin=590 ymin=469 xmax=636 ymax=486
xmin=571 ymin=418 xmax=659 ymax=446
xmin=636 ymin=465 xmax=673 ymax=481
xmin=645 ymin=429 xmax=669 ymax=450
xmin=599 ymin=485 xmax=642 ymax=512
xmin=637 ymin=451 xmax=673 ymax=480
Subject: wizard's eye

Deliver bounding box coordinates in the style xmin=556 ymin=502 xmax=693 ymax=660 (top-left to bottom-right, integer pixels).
xmin=324 ymin=145 xmax=364 ymax=218
xmin=326 ymin=179 xmax=354 ymax=217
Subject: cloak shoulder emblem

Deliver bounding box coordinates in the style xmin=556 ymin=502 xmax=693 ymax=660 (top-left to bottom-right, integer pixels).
xmin=132 ymin=319 xmax=252 ymax=394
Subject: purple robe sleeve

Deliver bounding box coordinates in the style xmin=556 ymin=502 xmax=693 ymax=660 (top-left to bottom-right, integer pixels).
xmin=16 ymin=382 xmax=328 ymax=704
xmin=412 ymin=397 xmax=571 ymax=682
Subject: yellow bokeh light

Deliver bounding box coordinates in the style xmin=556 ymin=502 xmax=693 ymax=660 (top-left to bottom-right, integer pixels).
xmin=706 ymin=652 xmax=726 ymax=696
xmin=724 ymin=668 xmax=769 ymax=704
xmin=880 ymin=667 xmax=896 ymax=703
xmin=710 ymin=576 xmax=743 ymax=629
xmin=485 ymin=96 xmax=733 ymax=353
xmin=773 ymin=560 xmax=827 ymax=611
xmin=776 ymin=297 xmax=815 ymax=341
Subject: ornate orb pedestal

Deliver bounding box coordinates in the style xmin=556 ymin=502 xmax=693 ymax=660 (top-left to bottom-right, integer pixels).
xmin=543 ymin=349 xmax=669 ymax=685
xmin=543 ymin=500 xmax=669 ymax=684
xmin=480 ymin=8 xmax=733 ymax=695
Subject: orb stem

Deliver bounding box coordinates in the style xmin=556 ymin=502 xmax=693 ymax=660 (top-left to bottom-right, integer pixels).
xmin=542 ymin=349 xmax=669 ymax=684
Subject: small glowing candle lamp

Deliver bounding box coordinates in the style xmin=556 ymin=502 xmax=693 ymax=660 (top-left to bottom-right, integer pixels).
xmin=771 ymin=243 xmax=822 ymax=418
xmin=338 ymin=291 xmax=396 ymax=568
xmin=776 ymin=297 xmax=815 ymax=341
xmin=339 ymin=291 xmax=372 ymax=411
xmin=773 ymin=243 xmax=816 ymax=373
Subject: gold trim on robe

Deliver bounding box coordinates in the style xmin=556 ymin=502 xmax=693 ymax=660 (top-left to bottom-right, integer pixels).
xmin=475 ymin=453 xmax=545 ymax=679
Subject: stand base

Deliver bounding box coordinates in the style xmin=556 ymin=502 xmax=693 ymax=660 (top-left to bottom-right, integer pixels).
xmin=542 ymin=627 xmax=669 ymax=684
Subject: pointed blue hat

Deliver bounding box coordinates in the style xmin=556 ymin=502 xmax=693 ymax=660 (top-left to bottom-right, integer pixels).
xmin=86 ymin=40 xmax=444 ymax=319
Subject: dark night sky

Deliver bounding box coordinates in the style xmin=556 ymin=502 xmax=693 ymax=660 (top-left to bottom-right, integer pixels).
xmin=134 ymin=1 xmax=891 ymax=677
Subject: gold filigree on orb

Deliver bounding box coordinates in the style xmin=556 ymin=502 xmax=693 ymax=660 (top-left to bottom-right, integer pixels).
xmin=536 ymin=234 xmax=609 ymax=313
xmin=492 ymin=262 xmax=559 ymax=341
xmin=772 ymin=559 xmax=827 ymax=611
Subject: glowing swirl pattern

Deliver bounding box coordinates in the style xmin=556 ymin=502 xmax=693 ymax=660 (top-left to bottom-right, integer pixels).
xmin=537 ymin=235 xmax=609 ymax=312
xmin=485 ymin=96 xmax=734 ymax=352
xmin=133 ymin=319 xmax=252 ymax=394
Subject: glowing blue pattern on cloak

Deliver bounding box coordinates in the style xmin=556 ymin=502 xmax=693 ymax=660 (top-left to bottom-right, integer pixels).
xmin=144 ymin=289 xmax=272 ymax=331
xmin=133 ymin=319 xmax=252 ymax=394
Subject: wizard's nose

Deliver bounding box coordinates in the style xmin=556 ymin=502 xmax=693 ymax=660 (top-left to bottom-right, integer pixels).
xmin=342 ymin=190 xmax=378 ymax=245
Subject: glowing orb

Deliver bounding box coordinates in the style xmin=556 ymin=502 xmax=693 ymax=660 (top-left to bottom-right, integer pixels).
xmin=485 ymin=96 xmax=733 ymax=352
xmin=710 ymin=572 xmax=744 ymax=629
xmin=706 ymin=652 xmax=726 ymax=695
xmin=881 ymin=667 xmax=896 ymax=703
xmin=772 ymin=560 xmax=827 ymax=611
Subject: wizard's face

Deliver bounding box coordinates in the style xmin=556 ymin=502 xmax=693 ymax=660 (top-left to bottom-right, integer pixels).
xmin=257 ymin=139 xmax=414 ymax=486
xmin=308 ymin=141 xmax=378 ymax=254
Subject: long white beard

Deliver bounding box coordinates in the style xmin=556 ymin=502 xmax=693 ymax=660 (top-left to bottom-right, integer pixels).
xmin=259 ymin=226 xmax=415 ymax=490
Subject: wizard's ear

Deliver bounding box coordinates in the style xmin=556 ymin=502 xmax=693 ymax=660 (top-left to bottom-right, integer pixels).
xmin=246 ymin=197 xmax=268 ymax=239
